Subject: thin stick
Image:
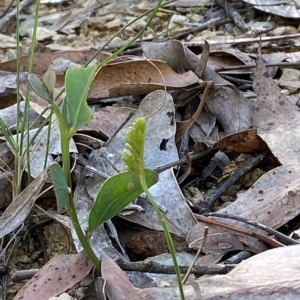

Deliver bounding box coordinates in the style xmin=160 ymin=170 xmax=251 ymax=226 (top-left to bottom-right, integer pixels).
xmin=182 ymin=226 xmax=209 ymax=284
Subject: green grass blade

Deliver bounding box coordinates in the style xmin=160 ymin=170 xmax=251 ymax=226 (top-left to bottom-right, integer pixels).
xmin=0 ymin=118 xmax=17 ymax=152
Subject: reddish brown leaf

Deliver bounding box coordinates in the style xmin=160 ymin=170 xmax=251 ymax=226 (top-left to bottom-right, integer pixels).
xmin=53 ymin=59 xmax=199 ymax=100
xmin=14 ymin=252 xmax=93 ymax=300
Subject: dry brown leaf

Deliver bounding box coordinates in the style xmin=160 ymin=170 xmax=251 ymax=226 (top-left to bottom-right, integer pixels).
xmin=13 ymin=252 xmax=93 ymax=300
xmin=252 ymin=57 xmax=300 ymax=165
xmin=143 ymin=40 xmax=253 ymax=136
xmin=215 ymin=129 xmax=268 ymax=155
xmin=208 ymin=47 xmax=255 ymax=75
xmin=126 ymin=231 xmax=187 ymax=259
xmin=81 ymin=106 xmax=136 ymax=139
xmin=187 ymin=164 xmax=300 ymax=253
xmin=54 ymin=59 xmax=198 ymax=100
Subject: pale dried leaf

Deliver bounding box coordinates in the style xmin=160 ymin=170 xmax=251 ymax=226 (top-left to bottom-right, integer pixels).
xmin=0 ymin=168 xmax=49 ymax=238
xmin=243 ymin=0 xmax=300 ymax=18
xmin=187 ymin=165 xmax=300 ymax=251
xmin=102 ymin=254 xmax=136 ymax=300
xmin=72 ymin=173 xmax=125 ymax=260
xmin=127 ymin=245 xmax=300 ymax=299
xmin=253 ymin=58 xmax=300 ymax=164
xmin=86 ymin=90 xmax=196 ymax=236
xmin=0 ymin=102 xmax=41 ymax=132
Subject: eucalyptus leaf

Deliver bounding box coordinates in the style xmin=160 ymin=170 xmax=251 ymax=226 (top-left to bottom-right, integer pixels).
xmin=63 ymin=65 xmax=97 ymax=135
xmin=88 ymin=169 xmax=158 ymax=233
xmin=50 ymin=162 xmax=70 ymax=210
xmin=28 ymin=73 xmax=53 ymax=102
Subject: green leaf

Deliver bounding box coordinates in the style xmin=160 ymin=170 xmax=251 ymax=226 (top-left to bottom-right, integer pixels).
xmin=28 ymin=73 xmax=53 ymax=102
xmin=50 ymin=162 xmax=70 ymax=210
xmin=0 ymin=118 xmax=17 ymax=152
xmin=43 ymin=69 xmax=56 ymax=99
xmin=88 ymin=169 xmax=158 ymax=233
xmin=122 ymin=117 xmax=146 ymax=177
xmin=62 ymin=65 xmax=97 ymax=135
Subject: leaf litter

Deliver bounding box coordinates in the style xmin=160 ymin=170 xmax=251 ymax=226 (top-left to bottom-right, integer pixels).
xmin=1 ymin=0 xmax=300 ymax=299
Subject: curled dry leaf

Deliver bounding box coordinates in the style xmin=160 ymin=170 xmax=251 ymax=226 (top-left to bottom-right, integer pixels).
xmin=143 ymin=40 xmax=253 ymax=136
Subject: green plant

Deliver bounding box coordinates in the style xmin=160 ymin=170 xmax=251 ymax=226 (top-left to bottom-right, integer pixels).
xmin=26 ymin=0 xmax=166 ymax=270
xmin=0 ymin=0 xmax=42 ymax=196
xmin=29 ymin=72 xmax=185 ymax=298
xmin=7 ymin=0 xmax=185 ymax=298
xmin=28 ymin=65 xmax=184 ymax=277
xmin=89 ymin=117 xmax=185 ymax=299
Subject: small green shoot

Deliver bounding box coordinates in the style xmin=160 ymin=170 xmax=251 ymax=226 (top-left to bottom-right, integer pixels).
xmin=42 ymin=69 xmax=56 ymax=100
xmin=28 ymin=73 xmax=53 ymax=102
xmin=29 ymin=66 xmax=100 ymax=269
xmin=122 ymin=117 xmax=146 ymax=177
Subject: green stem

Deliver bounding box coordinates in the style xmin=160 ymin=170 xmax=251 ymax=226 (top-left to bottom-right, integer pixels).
xmin=141 ymin=182 xmax=185 ymax=300
xmin=52 ymin=104 xmax=101 ymax=269
xmin=65 ymin=202 xmax=100 ymax=269
xmin=47 ymin=0 xmax=178 ymax=272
